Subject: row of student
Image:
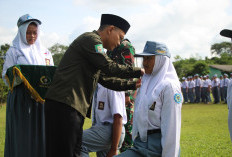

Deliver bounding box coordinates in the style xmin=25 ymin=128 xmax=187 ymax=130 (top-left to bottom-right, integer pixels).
xmin=2 ymin=14 xmax=182 ymax=157
xmin=181 ymin=74 xmax=231 ymax=104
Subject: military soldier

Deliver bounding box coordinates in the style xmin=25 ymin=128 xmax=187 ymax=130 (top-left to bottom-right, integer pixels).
xmin=219 ymin=75 xmax=224 ymax=102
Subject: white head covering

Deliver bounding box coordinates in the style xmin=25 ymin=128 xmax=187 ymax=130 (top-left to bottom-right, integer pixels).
xmin=133 ymin=55 xmax=180 ymax=141
xmin=12 ymin=21 xmax=50 ymax=65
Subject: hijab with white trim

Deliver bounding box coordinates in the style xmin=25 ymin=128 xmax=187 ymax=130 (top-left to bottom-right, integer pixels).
xmin=12 ymin=21 xmax=50 ymax=65
xmin=132 ymin=55 xmax=180 ymax=142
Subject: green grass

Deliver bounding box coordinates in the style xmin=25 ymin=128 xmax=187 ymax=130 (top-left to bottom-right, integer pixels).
xmin=0 ymin=104 xmax=6 ymax=156
xmin=0 ymin=103 xmax=232 ymax=157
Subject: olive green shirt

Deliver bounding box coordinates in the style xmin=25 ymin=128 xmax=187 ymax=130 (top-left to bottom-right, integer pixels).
xmin=45 ymin=31 xmax=141 ymax=118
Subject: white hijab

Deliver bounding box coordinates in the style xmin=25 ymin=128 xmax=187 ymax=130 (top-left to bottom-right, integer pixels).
xmin=12 ymin=21 xmax=49 ymax=65
xmin=133 ymin=55 xmax=180 ymax=142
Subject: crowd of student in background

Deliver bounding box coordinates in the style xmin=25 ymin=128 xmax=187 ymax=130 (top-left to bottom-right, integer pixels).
xmin=181 ymin=73 xmax=232 ymax=104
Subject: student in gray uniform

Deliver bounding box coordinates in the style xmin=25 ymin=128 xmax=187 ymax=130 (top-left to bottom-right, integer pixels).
xmin=219 ymin=75 xmax=224 ymax=102
xmin=206 ymin=75 xmax=212 ymax=102
xmin=181 ymin=77 xmax=188 ymax=103
xmin=212 ymin=74 xmax=220 ymax=104
xmin=116 ymin=41 xmax=182 ymax=157
xmin=188 ymin=76 xmax=195 ymax=103
xmin=220 ymin=28 xmax=232 ymax=142
xmin=194 ymin=74 xmax=201 ymax=103
xmin=81 ymin=83 xmax=127 ymax=157
xmin=202 ymin=76 xmax=210 ymax=104
xmin=223 ymin=73 xmax=230 ymax=104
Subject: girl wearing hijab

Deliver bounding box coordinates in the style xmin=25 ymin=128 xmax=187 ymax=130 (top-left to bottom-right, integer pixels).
xmin=116 ymin=41 xmax=182 ymax=157
xmin=2 ymin=14 xmax=54 ymax=84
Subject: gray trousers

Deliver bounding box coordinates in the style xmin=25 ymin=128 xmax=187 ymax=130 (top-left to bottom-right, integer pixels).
xmin=220 ymin=87 xmax=224 ymax=101
xmin=212 ymin=87 xmax=220 ymax=103
xmin=182 ymin=88 xmax=188 ymax=103
xmin=81 ymin=124 xmax=125 ymax=157
xmin=224 ymin=87 xmax=228 ymax=103
xmin=195 ymin=86 xmax=201 ymax=103
xmin=115 ymin=133 xmax=162 ymax=157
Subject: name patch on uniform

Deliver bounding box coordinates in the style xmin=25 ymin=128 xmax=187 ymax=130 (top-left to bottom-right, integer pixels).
xmin=95 ymin=44 xmax=104 ymax=53
xmin=150 ymin=102 xmax=156 ymax=111
xmin=98 ymin=101 xmax=105 ymax=110
xmin=174 ymin=93 xmax=182 ymax=104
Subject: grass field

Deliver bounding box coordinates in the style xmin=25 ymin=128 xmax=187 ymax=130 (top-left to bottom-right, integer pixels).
xmin=0 ymin=103 xmax=232 ymax=157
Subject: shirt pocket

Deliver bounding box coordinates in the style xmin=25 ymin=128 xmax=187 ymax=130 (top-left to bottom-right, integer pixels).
xmin=148 ymin=99 xmax=162 ymax=127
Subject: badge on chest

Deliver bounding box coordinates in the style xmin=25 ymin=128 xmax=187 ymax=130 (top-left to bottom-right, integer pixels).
xmin=98 ymin=101 xmax=105 ymax=110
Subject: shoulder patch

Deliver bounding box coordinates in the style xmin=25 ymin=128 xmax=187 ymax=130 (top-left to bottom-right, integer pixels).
xmin=95 ymin=44 xmax=104 ymax=53
xmin=174 ymin=93 xmax=182 ymax=104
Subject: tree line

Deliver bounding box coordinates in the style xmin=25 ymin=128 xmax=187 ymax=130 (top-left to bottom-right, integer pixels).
xmin=0 ymin=42 xmax=231 ymax=103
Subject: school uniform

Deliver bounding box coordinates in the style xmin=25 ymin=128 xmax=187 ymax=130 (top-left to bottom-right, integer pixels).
xmin=188 ymin=80 xmax=195 ymax=103
xmin=195 ymin=78 xmax=201 ymax=103
xmin=212 ymin=78 xmax=220 ymax=104
xmin=219 ymin=79 xmax=224 ymax=102
xmin=81 ymin=84 xmax=127 ymax=157
xmin=202 ymin=79 xmax=210 ymax=103
xmin=227 ymin=81 xmax=232 ymax=142
xmin=223 ymin=78 xmax=230 ymax=103
xmin=181 ymin=80 xmax=188 ymax=103
xmin=116 ymin=41 xmax=182 ymax=157
xmin=206 ymin=79 xmax=212 ymax=102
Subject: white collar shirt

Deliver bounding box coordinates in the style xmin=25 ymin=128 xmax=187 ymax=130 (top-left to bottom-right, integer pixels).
xmin=133 ymin=82 xmax=182 ymax=157
xmin=93 ymin=84 xmax=127 ymax=125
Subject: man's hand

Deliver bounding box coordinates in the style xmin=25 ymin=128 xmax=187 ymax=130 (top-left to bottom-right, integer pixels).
xmin=136 ymin=79 xmax=142 ymax=89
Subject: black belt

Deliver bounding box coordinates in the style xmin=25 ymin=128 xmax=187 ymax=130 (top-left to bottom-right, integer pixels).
xmin=147 ymin=129 xmax=161 ymax=135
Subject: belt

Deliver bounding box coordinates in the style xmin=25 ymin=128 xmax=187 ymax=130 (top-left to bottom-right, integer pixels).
xmin=147 ymin=129 xmax=161 ymax=135
xmin=102 ymin=122 xmax=111 ymax=125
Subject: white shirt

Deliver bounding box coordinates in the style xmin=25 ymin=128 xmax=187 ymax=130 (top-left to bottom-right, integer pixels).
xmin=133 ymin=82 xmax=182 ymax=157
xmin=220 ymin=79 xmax=224 ymax=88
xmin=188 ymin=80 xmax=195 ymax=88
xmin=181 ymin=80 xmax=188 ymax=88
xmin=223 ymin=78 xmax=230 ymax=87
xmin=195 ymin=78 xmax=201 ymax=87
xmin=202 ymin=80 xmax=210 ymax=87
xmin=212 ymin=78 xmax=220 ymax=87
xmin=93 ymin=84 xmax=127 ymax=125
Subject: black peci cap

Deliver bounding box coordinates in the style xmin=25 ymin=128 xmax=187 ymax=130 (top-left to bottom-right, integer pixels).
xmin=100 ymin=14 xmax=130 ymax=34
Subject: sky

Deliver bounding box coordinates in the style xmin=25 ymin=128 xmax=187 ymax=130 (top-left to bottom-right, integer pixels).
xmin=0 ymin=0 xmax=232 ymax=61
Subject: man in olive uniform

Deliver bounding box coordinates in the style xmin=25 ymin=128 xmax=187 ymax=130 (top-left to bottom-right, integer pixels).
xmin=44 ymin=14 xmax=144 ymax=157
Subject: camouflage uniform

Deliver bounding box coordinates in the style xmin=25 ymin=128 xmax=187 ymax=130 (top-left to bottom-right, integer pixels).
xmin=107 ymin=39 xmax=136 ymax=152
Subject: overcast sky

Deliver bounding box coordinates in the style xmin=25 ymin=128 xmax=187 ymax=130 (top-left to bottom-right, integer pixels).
xmin=0 ymin=0 xmax=232 ymax=60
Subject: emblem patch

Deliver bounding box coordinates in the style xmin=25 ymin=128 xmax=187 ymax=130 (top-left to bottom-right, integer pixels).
xmin=45 ymin=58 xmax=50 ymax=65
xmin=95 ymin=44 xmax=104 ymax=53
xmin=150 ymin=102 xmax=156 ymax=111
xmin=174 ymin=93 xmax=182 ymax=104
xmin=98 ymin=101 xmax=105 ymax=110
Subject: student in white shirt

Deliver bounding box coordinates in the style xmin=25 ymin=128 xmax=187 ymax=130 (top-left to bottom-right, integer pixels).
xmin=211 ymin=74 xmax=220 ymax=104
xmin=220 ymin=28 xmax=232 ymax=142
xmin=2 ymin=14 xmax=54 ymax=85
xmin=219 ymin=75 xmax=224 ymax=102
xmin=116 ymin=41 xmax=182 ymax=157
xmin=181 ymin=77 xmax=188 ymax=103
